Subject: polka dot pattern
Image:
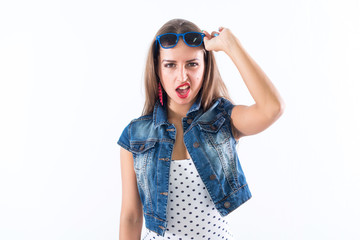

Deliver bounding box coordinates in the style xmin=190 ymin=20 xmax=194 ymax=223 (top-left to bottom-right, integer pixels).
xmin=142 ymin=158 xmax=236 ymax=240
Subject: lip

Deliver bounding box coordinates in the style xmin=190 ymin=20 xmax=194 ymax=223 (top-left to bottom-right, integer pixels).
xmin=175 ymin=82 xmax=191 ymax=99
xmin=176 ymin=82 xmax=190 ymax=90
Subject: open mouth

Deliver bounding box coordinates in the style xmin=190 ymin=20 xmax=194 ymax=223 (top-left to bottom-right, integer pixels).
xmin=176 ymin=83 xmax=190 ymax=98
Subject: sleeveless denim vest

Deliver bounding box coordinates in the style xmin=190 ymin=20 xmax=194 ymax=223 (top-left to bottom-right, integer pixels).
xmin=117 ymin=96 xmax=252 ymax=236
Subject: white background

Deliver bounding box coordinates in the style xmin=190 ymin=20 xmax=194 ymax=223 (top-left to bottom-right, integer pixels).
xmin=1 ymin=0 xmax=359 ymax=239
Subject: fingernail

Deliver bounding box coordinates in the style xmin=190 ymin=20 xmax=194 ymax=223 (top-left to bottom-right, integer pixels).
xmin=214 ymin=33 xmax=219 ymax=37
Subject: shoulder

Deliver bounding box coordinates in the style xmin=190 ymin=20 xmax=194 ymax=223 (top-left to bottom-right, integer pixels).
xmin=117 ymin=113 xmax=154 ymax=150
xmin=125 ymin=113 xmax=154 ymax=133
xmin=202 ymin=97 xmax=241 ymax=140
xmin=208 ymin=97 xmax=235 ymax=117
xmin=197 ymin=97 xmax=235 ymax=124
xmin=130 ymin=113 xmax=153 ymax=124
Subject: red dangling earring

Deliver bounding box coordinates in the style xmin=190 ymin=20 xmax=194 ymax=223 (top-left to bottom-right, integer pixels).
xmin=158 ymin=82 xmax=163 ymax=106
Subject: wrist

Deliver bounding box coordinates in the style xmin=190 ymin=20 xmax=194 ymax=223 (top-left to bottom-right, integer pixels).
xmin=224 ymin=36 xmax=243 ymax=57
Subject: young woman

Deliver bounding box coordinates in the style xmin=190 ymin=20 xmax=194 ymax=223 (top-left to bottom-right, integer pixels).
xmin=118 ymin=18 xmax=285 ymax=240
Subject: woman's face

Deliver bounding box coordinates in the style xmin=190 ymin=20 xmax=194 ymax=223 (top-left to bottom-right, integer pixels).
xmin=157 ymin=39 xmax=205 ymax=107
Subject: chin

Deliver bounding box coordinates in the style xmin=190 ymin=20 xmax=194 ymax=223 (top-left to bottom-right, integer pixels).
xmin=169 ymin=94 xmax=195 ymax=105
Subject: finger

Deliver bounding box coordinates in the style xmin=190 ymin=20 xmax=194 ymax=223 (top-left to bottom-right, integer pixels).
xmin=202 ymin=32 xmax=213 ymax=51
xmin=202 ymin=30 xmax=212 ymax=40
xmin=211 ymin=31 xmax=219 ymax=37
xmin=218 ymin=26 xmax=225 ymax=32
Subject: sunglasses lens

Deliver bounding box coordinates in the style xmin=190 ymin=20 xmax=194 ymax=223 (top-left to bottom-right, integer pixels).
xmin=159 ymin=34 xmax=177 ymax=48
xmin=184 ymin=32 xmax=203 ymax=46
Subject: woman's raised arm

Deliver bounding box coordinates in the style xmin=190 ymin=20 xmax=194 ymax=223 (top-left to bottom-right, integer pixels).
xmin=203 ymin=27 xmax=285 ymax=139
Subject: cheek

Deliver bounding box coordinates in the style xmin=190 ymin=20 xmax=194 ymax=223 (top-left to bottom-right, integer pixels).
xmin=195 ymin=67 xmax=205 ymax=83
xmin=159 ymin=72 xmax=174 ymax=90
xmin=160 ymin=68 xmax=175 ymax=78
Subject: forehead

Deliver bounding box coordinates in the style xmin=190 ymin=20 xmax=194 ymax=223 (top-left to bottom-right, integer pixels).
xmin=159 ymin=39 xmax=204 ymax=61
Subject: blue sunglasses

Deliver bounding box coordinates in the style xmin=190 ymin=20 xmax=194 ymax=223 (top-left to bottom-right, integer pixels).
xmin=156 ymin=31 xmax=206 ymax=49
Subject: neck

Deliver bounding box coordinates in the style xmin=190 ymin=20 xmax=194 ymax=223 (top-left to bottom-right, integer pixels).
xmin=167 ymin=98 xmax=196 ymax=121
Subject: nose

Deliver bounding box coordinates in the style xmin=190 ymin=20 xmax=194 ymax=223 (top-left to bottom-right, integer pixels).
xmin=178 ymin=64 xmax=188 ymax=82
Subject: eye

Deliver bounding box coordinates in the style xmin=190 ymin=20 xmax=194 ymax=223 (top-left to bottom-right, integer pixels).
xmin=188 ymin=62 xmax=198 ymax=67
xmin=164 ymin=63 xmax=175 ymax=68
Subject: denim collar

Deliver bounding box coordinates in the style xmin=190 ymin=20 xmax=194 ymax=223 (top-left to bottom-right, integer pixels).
xmin=153 ymin=94 xmax=202 ymax=127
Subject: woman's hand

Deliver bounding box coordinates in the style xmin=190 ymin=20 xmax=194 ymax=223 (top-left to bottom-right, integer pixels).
xmin=202 ymin=27 xmax=238 ymax=53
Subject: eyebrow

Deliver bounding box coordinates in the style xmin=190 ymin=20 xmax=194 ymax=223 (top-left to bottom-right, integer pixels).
xmin=162 ymin=58 xmax=200 ymax=63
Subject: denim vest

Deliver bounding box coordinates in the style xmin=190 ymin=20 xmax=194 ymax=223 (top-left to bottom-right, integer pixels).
xmin=117 ymin=96 xmax=252 ymax=236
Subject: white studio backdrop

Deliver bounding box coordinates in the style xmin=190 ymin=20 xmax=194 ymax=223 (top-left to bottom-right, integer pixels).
xmin=0 ymin=0 xmax=359 ymax=239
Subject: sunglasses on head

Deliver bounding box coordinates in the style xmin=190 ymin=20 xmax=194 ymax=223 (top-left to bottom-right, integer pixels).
xmin=156 ymin=31 xmax=206 ymax=49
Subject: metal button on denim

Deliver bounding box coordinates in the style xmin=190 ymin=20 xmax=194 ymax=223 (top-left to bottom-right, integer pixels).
xmin=211 ymin=125 xmax=216 ymax=130
xmin=209 ymin=174 xmax=216 ymax=180
xmin=224 ymin=201 xmax=231 ymax=208
xmin=139 ymin=145 xmax=145 ymax=151
xmin=193 ymin=142 xmax=199 ymax=148
xmin=187 ymin=118 xmax=193 ymax=124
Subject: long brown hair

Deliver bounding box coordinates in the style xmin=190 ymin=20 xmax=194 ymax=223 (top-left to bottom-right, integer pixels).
xmin=141 ymin=18 xmax=233 ymax=116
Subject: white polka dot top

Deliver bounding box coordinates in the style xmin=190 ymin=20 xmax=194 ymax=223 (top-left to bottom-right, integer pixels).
xmin=142 ymin=158 xmax=236 ymax=240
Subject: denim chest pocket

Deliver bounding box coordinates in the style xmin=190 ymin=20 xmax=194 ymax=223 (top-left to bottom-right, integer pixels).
xmin=197 ymin=115 xmax=231 ymax=145
xmin=128 ymin=141 xmax=156 ymax=191
xmin=129 ymin=141 xmax=156 ymax=169
xmin=130 ymin=141 xmax=156 ymax=154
